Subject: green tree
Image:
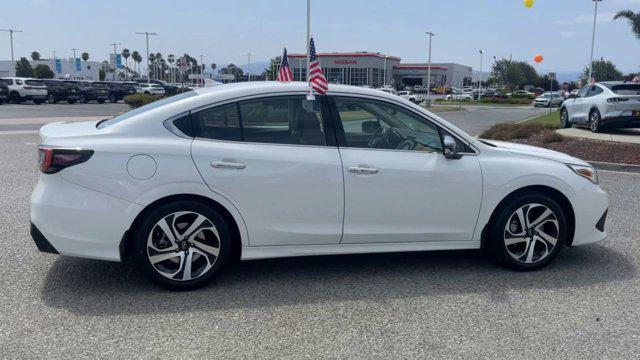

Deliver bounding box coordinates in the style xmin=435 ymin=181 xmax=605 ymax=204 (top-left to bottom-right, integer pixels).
xmin=33 ymin=64 xmax=54 ymax=79
xmin=220 ymin=63 xmax=243 ymax=78
xmin=132 ymin=51 xmax=142 ymax=76
xmin=488 ymin=59 xmax=540 ymax=91
xmin=537 ymin=74 xmax=560 ymax=92
xmin=614 ymin=10 xmax=640 ymax=39
xmin=81 ymin=52 xmax=89 ymax=61
xmin=30 ymin=51 xmax=41 ymax=61
xmin=210 ymin=63 xmax=216 ymax=74
xmin=263 ymin=56 xmax=282 ymax=80
xmin=580 ymin=59 xmax=622 ymax=83
xmin=99 ymin=68 xmax=106 ymax=81
xmin=15 ymin=57 xmax=34 ymax=77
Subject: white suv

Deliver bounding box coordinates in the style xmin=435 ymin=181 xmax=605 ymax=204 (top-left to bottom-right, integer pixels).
xmin=560 ymin=82 xmax=640 ymax=132
xmin=1 ymin=77 xmax=48 ymax=104
xmin=137 ymin=83 xmax=166 ymax=95
xmin=397 ymin=91 xmax=419 ymax=103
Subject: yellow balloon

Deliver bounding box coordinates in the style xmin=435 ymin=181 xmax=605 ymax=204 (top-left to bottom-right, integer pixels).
xmin=524 ymin=0 xmax=534 ymax=8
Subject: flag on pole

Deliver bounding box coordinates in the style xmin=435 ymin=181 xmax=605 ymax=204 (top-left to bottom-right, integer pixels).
xmin=276 ymin=48 xmax=293 ymax=82
xmin=308 ymin=37 xmax=328 ymax=94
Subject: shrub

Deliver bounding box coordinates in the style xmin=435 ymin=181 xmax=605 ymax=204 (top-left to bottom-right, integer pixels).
xmin=479 ymin=97 xmax=532 ymax=105
xmin=542 ymin=132 xmax=563 ymax=143
xmin=479 ymin=123 xmax=554 ymax=140
xmin=124 ymin=93 xmax=163 ymax=108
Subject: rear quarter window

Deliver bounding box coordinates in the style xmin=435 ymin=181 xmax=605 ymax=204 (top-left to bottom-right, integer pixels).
xmin=611 ymin=84 xmax=640 ymax=95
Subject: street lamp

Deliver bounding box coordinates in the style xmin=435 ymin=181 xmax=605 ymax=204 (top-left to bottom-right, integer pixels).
xmin=478 ymin=50 xmax=483 ymax=101
xmin=0 ymin=29 xmax=23 ymax=63
xmin=135 ymin=31 xmax=158 ymax=84
xmin=588 ymin=0 xmax=603 ymax=83
xmin=243 ymin=52 xmax=255 ymax=82
xmin=70 ymin=48 xmax=79 ymax=59
xmin=425 ymin=31 xmax=435 ymax=97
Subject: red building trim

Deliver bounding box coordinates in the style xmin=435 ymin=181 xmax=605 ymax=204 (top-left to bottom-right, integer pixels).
xmin=288 ymin=52 xmax=401 ymax=61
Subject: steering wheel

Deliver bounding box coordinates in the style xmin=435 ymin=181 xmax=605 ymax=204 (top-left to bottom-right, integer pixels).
xmin=367 ymin=126 xmax=387 ymax=148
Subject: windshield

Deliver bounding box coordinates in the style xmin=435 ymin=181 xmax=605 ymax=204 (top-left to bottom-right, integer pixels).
xmin=97 ymin=91 xmax=197 ymax=129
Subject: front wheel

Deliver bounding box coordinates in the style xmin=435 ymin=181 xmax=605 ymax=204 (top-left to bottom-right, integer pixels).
xmin=47 ymin=94 xmax=57 ymax=104
xmin=133 ymin=201 xmax=232 ymax=290
xmin=488 ymin=192 xmax=567 ymax=271
xmin=79 ymin=94 xmax=87 ymax=103
xmin=560 ymin=108 xmax=571 ymax=128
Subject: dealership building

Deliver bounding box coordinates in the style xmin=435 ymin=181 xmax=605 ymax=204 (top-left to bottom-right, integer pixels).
xmin=0 ymin=59 xmax=100 ymax=80
xmin=288 ymin=52 xmax=473 ymax=89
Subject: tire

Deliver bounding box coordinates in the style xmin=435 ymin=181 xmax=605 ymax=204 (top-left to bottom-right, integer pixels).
xmin=589 ymin=109 xmax=603 ymax=133
xmin=47 ymin=94 xmax=57 ymax=104
xmin=133 ymin=200 xmax=232 ymax=290
xmin=109 ymin=95 xmax=117 ymax=103
xmin=97 ymin=99 xmax=105 ymax=104
xmin=560 ymin=108 xmax=572 ymax=128
xmin=9 ymin=92 xmax=21 ymax=104
xmin=144 ymin=91 xmax=150 ymax=95
xmin=487 ymin=192 xmax=567 ymax=271
xmin=79 ymin=94 xmax=87 ymax=103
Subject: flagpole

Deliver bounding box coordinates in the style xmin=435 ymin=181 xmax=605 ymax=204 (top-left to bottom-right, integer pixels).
xmin=306 ymin=0 xmax=314 ymax=99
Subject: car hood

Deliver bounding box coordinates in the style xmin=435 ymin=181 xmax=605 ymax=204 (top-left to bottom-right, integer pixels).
xmin=481 ymin=139 xmax=590 ymax=166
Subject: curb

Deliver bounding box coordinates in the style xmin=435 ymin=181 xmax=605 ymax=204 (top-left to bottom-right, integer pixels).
xmin=588 ymin=161 xmax=640 ymax=174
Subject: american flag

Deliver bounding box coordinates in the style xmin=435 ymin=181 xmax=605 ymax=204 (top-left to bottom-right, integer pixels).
xmin=308 ymin=37 xmax=328 ymax=94
xmin=276 ymin=48 xmax=293 ymax=82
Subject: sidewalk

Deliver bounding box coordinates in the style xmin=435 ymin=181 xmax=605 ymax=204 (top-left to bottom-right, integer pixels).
xmin=557 ymin=128 xmax=640 ymax=144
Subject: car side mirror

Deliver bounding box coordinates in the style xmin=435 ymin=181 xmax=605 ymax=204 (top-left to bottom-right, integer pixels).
xmin=362 ymin=121 xmax=380 ymax=134
xmin=443 ymin=135 xmax=462 ymax=159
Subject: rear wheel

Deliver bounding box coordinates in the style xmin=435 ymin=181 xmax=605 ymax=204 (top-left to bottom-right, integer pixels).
xmin=488 ymin=192 xmax=567 ymax=271
xmin=109 ymin=95 xmax=117 ymax=103
xmin=589 ymin=109 xmax=603 ymax=133
xmin=560 ymin=108 xmax=571 ymax=128
xmin=79 ymin=94 xmax=87 ymax=103
xmin=133 ymin=201 xmax=231 ymax=290
xmin=47 ymin=94 xmax=57 ymax=104
xmin=9 ymin=92 xmax=21 ymax=104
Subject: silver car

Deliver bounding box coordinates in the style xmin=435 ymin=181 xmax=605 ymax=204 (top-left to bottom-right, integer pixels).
xmin=560 ymin=82 xmax=640 ymax=132
xmin=533 ymin=92 xmax=564 ymax=107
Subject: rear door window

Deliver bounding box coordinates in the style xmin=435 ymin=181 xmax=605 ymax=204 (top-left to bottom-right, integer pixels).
xmin=192 ymin=103 xmax=242 ymax=141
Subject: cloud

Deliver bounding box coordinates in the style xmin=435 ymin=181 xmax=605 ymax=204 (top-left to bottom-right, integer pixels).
xmin=557 ymin=11 xmax=618 ymax=25
xmin=560 ymin=30 xmax=577 ymax=39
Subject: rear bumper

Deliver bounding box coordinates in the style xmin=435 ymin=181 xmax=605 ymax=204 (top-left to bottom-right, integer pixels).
xmin=30 ymin=174 xmax=143 ymax=261
xmin=602 ymin=116 xmax=640 ymax=128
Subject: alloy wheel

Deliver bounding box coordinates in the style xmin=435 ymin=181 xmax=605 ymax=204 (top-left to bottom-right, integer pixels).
xmin=561 ymin=109 xmax=569 ymax=127
xmin=503 ymin=203 xmax=559 ymax=264
xmin=590 ymin=111 xmax=600 ymax=132
xmin=146 ymin=211 xmax=221 ymax=281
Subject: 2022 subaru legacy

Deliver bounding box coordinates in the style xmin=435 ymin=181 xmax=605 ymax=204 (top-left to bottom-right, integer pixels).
xmin=31 ymin=82 xmax=608 ymax=290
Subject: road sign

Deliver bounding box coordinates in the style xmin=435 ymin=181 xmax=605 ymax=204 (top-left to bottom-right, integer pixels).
xmin=116 ymin=54 xmax=123 ymax=69
xmin=548 ymin=72 xmax=556 ymax=81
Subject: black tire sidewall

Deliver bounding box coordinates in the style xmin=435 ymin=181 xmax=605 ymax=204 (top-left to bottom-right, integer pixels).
xmin=590 ymin=109 xmax=601 ymax=132
xmin=560 ymin=108 xmax=571 ymax=128
xmin=133 ymin=200 xmax=231 ymax=290
xmin=488 ymin=192 xmax=567 ymax=271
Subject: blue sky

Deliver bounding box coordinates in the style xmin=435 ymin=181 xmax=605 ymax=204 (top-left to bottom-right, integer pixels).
xmin=1 ymin=0 xmax=639 ymax=73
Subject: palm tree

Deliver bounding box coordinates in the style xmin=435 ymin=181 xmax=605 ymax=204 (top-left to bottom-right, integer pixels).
xmin=613 ymin=10 xmax=640 ymax=39
xmin=132 ymin=51 xmax=141 ymax=77
xmin=210 ymin=63 xmax=217 ymax=79
xmin=31 ymin=51 xmax=41 ymax=61
xmin=167 ymin=54 xmax=175 ymax=83
xmin=121 ymin=48 xmax=131 ymax=79
xmin=148 ymin=53 xmax=156 ymax=79
xmin=81 ymin=52 xmax=90 ymax=62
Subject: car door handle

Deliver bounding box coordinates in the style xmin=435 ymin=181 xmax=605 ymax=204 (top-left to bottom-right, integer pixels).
xmin=348 ymin=166 xmax=379 ymax=175
xmin=211 ymin=161 xmax=246 ymax=170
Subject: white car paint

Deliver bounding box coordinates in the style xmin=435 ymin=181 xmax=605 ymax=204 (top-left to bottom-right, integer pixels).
xmin=1 ymin=77 xmax=48 ymax=102
xmin=31 ymin=82 xmax=608 ymax=265
xmin=137 ymin=83 xmax=166 ymax=95
xmin=562 ymin=82 xmax=640 ymax=128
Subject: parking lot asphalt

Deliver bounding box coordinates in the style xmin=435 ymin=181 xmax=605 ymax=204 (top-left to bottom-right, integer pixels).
xmin=0 ymin=102 xmax=548 ymax=136
xmin=1 ymin=132 xmax=639 ymax=359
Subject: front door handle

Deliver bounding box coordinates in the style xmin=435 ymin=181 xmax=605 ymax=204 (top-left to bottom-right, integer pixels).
xmin=211 ymin=161 xmax=246 ymax=170
xmin=348 ymin=166 xmax=379 ymax=175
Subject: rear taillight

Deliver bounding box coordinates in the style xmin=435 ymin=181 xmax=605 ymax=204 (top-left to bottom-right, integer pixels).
xmin=38 ymin=146 xmax=94 ymax=174
xmin=607 ymin=98 xmax=629 ymax=104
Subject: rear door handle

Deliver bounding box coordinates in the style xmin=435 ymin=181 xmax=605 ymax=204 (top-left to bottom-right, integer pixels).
xmin=211 ymin=161 xmax=246 ymax=170
xmin=348 ymin=166 xmax=379 ymax=175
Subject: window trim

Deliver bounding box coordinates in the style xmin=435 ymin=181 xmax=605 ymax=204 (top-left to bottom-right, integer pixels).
xmin=188 ymin=93 xmax=338 ymax=148
xmin=326 ymin=94 xmax=478 ymax=155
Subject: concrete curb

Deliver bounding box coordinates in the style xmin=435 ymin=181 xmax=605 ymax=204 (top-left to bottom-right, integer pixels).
xmin=589 ymin=161 xmax=640 ymax=174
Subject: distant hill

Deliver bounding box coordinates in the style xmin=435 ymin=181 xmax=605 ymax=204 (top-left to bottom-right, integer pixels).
xmin=238 ymin=61 xmax=270 ymax=75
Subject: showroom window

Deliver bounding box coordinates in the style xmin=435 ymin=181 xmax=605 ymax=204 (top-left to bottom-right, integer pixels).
xmin=334 ymin=97 xmax=442 ymax=153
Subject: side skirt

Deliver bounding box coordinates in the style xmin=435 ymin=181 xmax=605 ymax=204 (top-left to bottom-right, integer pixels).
xmin=241 ymin=241 xmax=480 ymax=261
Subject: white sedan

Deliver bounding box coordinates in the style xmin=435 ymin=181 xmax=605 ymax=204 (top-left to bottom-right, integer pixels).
xmin=31 ymin=82 xmax=608 ymax=290
xmin=136 ymin=83 xmax=166 ymax=95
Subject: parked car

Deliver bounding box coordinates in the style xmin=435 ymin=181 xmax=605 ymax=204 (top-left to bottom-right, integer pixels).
xmin=533 ymin=92 xmax=564 ymax=108
xmin=104 ymin=81 xmax=136 ymax=103
xmin=506 ymin=90 xmax=535 ymax=98
xmin=76 ymin=81 xmax=109 ymax=103
xmin=560 ymin=81 xmax=640 ymax=132
xmin=445 ymin=92 xmax=474 ymax=101
xmin=42 ymin=79 xmax=80 ymax=104
xmin=0 ymin=79 xmax=9 ymax=104
xmin=134 ymin=79 xmax=178 ymax=95
xmin=412 ymin=85 xmax=424 ymax=93
xmin=137 ymin=83 xmax=166 ymax=95
xmin=30 ymin=83 xmax=608 ymax=290
xmin=397 ymin=91 xmax=419 ymax=103
xmin=1 ymin=77 xmax=47 ymax=104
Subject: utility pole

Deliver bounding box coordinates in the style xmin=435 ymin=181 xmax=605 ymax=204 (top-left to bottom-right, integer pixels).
xmin=425 ymin=31 xmax=435 ymax=98
xmin=110 ymin=42 xmax=121 ymax=80
xmin=199 ymin=54 xmax=205 ymax=86
xmin=0 ymin=29 xmax=23 ymax=63
xmin=243 ymin=52 xmax=255 ymax=82
xmin=383 ymin=55 xmax=388 ymax=87
xmin=587 ymin=0 xmax=602 ymax=84
xmin=135 ymin=31 xmax=158 ymax=84
xmin=70 ymin=48 xmax=79 ymax=59
xmin=478 ymin=50 xmax=483 ymax=101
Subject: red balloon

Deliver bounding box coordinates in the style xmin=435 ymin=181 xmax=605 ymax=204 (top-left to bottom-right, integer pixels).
xmin=534 ymin=54 xmax=544 ymax=63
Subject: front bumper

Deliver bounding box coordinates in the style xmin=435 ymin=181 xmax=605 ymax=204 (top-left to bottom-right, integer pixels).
xmin=30 ymin=174 xmax=143 ymax=261
xmin=570 ymin=183 xmax=609 ymax=246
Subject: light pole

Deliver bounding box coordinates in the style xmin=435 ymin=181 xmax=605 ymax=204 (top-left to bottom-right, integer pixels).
xmin=383 ymin=55 xmax=388 ymax=87
xmin=243 ymin=52 xmax=255 ymax=82
xmin=199 ymin=54 xmax=205 ymax=86
xmin=425 ymin=31 xmax=435 ymax=97
xmin=0 ymin=29 xmax=22 ymax=63
xmin=478 ymin=50 xmax=483 ymax=101
xmin=135 ymin=31 xmax=158 ymax=84
xmin=70 ymin=48 xmax=79 ymax=59
xmin=110 ymin=42 xmax=121 ymax=80
xmin=588 ymin=0 xmax=602 ymax=83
